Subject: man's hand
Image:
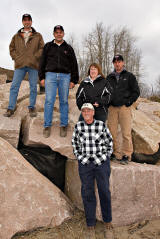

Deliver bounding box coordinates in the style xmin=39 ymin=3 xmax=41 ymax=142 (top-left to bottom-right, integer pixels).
xmin=69 ymin=82 xmax=75 ymax=89
xmin=40 ymin=79 xmax=45 ymax=87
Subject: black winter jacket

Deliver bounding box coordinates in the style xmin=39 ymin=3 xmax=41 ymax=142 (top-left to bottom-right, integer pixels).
xmin=76 ymin=76 xmax=112 ymax=115
xmin=107 ymin=69 xmax=140 ymax=107
xmin=38 ymin=40 xmax=79 ymax=84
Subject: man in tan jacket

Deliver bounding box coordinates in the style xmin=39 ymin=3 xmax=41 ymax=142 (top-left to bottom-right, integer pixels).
xmin=4 ymin=14 xmax=44 ymax=117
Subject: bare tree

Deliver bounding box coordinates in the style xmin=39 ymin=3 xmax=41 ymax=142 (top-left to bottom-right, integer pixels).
xmin=67 ymin=23 xmax=143 ymax=82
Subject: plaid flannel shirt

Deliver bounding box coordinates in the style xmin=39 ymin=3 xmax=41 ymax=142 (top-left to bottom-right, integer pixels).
xmin=72 ymin=120 xmax=113 ymax=165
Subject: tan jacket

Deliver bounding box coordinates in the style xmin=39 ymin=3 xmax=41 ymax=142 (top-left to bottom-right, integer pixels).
xmin=9 ymin=27 xmax=44 ymax=70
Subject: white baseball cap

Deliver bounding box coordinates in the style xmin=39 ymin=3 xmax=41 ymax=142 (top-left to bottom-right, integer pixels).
xmin=81 ymin=103 xmax=94 ymax=111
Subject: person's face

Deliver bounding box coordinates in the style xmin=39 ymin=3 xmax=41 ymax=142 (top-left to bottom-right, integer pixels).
xmin=82 ymin=108 xmax=94 ymax=122
xmin=54 ymin=29 xmax=64 ymax=43
xmin=90 ymin=66 xmax=99 ymax=79
xmin=113 ymin=60 xmax=124 ymax=73
xmin=22 ymin=17 xmax=32 ymax=29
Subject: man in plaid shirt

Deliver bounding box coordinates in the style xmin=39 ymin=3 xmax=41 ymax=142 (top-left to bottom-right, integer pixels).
xmin=72 ymin=103 xmax=114 ymax=239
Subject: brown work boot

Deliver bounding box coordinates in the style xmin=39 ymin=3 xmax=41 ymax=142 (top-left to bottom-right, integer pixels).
xmin=104 ymin=222 xmax=114 ymax=239
xmin=43 ymin=127 xmax=51 ymax=138
xmin=86 ymin=226 xmax=96 ymax=239
xmin=3 ymin=109 xmax=14 ymax=117
xmin=29 ymin=107 xmax=37 ymax=117
xmin=60 ymin=126 xmax=67 ymax=137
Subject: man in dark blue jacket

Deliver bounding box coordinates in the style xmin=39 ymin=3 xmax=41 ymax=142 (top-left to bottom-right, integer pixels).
xmin=107 ymin=54 xmax=140 ymax=165
xmin=39 ymin=25 xmax=79 ymax=138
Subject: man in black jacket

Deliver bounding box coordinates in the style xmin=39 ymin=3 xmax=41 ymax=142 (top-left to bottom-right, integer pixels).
xmin=107 ymin=54 xmax=140 ymax=164
xmin=39 ymin=25 xmax=79 ymax=138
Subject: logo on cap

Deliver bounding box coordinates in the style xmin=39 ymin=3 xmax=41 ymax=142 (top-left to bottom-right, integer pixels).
xmin=54 ymin=25 xmax=64 ymax=32
xmin=112 ymin=54 xmax=124 ymax=63
xmin=22 ymin=14 xmax=32 ymax=21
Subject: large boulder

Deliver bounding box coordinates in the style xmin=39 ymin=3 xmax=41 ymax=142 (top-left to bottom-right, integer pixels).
xmin=65 ymin=159 xmax=160 ymax=227
xmin=0 ymin=74 xmax=7 ymax=84
xmin=0 ymin=137 xmax=74 ymax=239
xmin=21 ymin=112 xmax=75 ymax=159
xmin=21 ymin=94 xmax=79 ymax=159
xmin=132 ymin=108 xmax=160 ymax=154
xmin=0 ymin=81 xmax=31 ymax=109
xmin=0 ymin=115 xmax=21 ymax=148
xmin=137 ymin=99 xmax=160 ymax=124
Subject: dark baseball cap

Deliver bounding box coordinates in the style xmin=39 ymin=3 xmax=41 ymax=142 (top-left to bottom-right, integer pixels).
xmin=112 ymin=54 xmax=124 ymax=63
xmin=53 ymin=25 xmax=64 ymax=32
xmin=22 ymin=14 xmax=32 ymax=21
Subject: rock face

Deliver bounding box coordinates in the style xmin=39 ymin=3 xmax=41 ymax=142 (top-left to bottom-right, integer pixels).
xmin=137 ymin=100 xmax=160 ymax=125
xmin=21 ymin=94 xmax=79 ymax=159
xmin=0 ymin=137 xmax=74 ymax=239
xmin=0 ymin=74 xmax=7 ymax=84
xmin=0 ymin=115 xmax=21 ymax=148
xmin=65 ymin=159 xmax=160 ymax=226
xmin=132 ymin=108 xmax=160 ymax=154
xmin=22 ymin=113 xmax=75 ymax=159
xmin=0 ymin=81 xmax=30 ymax=109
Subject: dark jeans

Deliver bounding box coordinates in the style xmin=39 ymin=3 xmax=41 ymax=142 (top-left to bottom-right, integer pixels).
xmin=78 ymin=160 xmax=112 ymax=226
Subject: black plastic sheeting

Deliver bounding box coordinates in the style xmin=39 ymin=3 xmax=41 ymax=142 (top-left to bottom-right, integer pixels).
xmin=132 ymin=143 xmax=160 ymax=164
xmin=18 ymin=142 xmax=67 ymax=191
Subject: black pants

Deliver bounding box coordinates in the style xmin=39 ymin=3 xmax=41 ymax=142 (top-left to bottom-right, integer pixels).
xmin=78 ymin=160 xmax=112 ymax=226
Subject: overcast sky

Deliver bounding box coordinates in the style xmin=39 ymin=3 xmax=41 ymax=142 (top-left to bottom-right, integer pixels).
xmin=1 ymin=0 xmax=160 ymax=87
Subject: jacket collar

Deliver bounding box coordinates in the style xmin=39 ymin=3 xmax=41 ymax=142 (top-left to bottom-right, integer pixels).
xmin=84 ymin=75 xmax=102 ymax=83
xmin=18 ymin=27 xmax=36 ymax=33
xmin=110 ymin=68 xmax=127 ymax=77
xmin=51 ymin=40 xmax=67 ymax=46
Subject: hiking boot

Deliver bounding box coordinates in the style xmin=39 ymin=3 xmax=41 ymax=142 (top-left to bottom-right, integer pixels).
xmin=104 ymin=222 xmax=114 ymax=239
xmin=86 ymin=226 xmax=96 ymax=239
xmin=120 ymin=155 xmax=129 ymax=165
xmin=3 ymin=109 xmax=14 ymax=117
xmin=110 ymin=154 xmax=118 ymax=162
xmin=60 ymin=126 xmax=67 ymax=137
xmin=29 ymin=107 xmax=37 ymax=117
xmin=43 ymin=127 xmax=51 ymax=138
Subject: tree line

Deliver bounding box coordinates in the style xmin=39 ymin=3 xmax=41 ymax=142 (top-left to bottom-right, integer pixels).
xmin=67 ymin=22 xmax=160 ymax=98
xmin=68 ymin=22 xmax=143 ymax=82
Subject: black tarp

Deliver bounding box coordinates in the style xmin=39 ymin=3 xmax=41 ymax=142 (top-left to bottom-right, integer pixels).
xmin=132 ymin=143 xmax=160 ymax=164
xmin=18 ymin=143 xmax=67 ymax=191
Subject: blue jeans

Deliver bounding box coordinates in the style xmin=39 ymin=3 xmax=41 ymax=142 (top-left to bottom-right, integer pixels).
xmin=8 ymin=67 xmax=38 ymax=110
xmin=78 ymin=160 xmax=112 ymax=226
xmin=44 ymin=72 xmax=70 ymax=127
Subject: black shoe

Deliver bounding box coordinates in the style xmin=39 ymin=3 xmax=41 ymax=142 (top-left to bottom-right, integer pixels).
xmin=120 ymin=155 xmax=129 ymax=165
xmin=110 ymin=153 xmax=120 ymax=163
xmin=110 ymin=153 xmax=117 ymax=161
xmin=43 ymin=127 xmax=51 ymax=138
xmin=29 ymin=107 xmax=37 ymax=117
xmin=3 ymin=109 xmax=14 ymax=117
xmin=60 ymin=126 xmax=67 ymax=137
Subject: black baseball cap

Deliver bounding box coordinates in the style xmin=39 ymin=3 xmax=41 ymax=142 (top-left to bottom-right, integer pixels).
xmin=112 ymin=54 xmax=124 ymax=63
xmin=22 ymin=14 xmax=32 ymax=21
xmin=53 ymin=25 xmax=64 ymax=32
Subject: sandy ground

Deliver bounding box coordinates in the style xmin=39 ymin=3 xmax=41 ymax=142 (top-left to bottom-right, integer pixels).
xmin=12 ymin=209 xmax=160 ymax=239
